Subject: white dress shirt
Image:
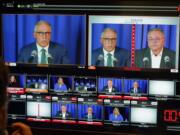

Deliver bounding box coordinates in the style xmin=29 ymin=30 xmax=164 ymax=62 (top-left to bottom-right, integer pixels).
xmin=36 ymin=43 xmax=49 ymax=64
xmin=108 ymin=87 xmax=112 ymax=93
xmin=151 ymin=49 xmax=163 ymax=68
xmin=103 ymin=49 xmax=115 ymax=66
xmin=62 ymin=113 xmax=66 ymax=118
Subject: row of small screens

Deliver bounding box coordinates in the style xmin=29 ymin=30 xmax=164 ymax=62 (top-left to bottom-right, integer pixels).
xmin=2 ymin=14 xmax=179 ymax=70
xmin=8 ymin=74 xmax=177 ymax=96
xmin=8 ymin=98 xmax=158 ymax=126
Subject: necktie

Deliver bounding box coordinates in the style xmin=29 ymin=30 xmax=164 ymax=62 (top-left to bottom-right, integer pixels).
xmin=107 ymin=53 xmax=112 ymax=67
xmin=134 ymin=88 xmax=137 ymax=93
xmin=41 ymin=48 xmax=46 ymax=64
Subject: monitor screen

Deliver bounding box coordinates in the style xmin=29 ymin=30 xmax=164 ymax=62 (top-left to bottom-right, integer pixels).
xmin=74 ymin=77 xmax=97 ymax=94
xmin=130 ymin=107 xmax=157 ymax=124
xmin=7 ymin=74 xmax=26 ymax=94
xmin=124 ymin=79 xmax=148 ymax=96
xmin=104 ymin=99 xmax=130 ymax=126
xmin=148 ymin=80 xmax=175 ymax=96
xmin=27 ymin=101 xmax=51 ymax=118
xmin=52 ymin=96 xmax=77 ymax=122
xmin=77 ymin=97 xmax=103 ymax=125
xmin=98 ymin=78 xmax=122 ymax=94
xmin=26 ymin=94 xmax=51 ymax=122
xmin=49 ymin=75 xmax=73 ymax=94
xmin=26 ymin=75 xmax=48 ymax=93
xmin=88 ymin=15 xmax=179 ymax=71
xmin=2 ymin=14 xmax=86 ymax=65
xmin=8 ymin=101 xmax=26 ymax=117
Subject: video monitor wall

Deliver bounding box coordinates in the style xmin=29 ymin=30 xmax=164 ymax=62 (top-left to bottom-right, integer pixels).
xmin=6 ymin=73 xmax=179 ymax=130
xmin=88 ymin=15 xmax=179 ymax=70
xmin=6 ymin=73 xmax=179 ymax=98
xmin=2 ymin=14 xmax=86 ymax=65
xmin=1 ymin=14 xmax=180 ymax=72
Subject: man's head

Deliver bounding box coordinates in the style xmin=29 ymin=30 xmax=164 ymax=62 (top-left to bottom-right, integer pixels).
xmin=58 ymin=77 xmax=64 ymax=85
xmin=101 ymin=28 xmax=117 ymax=52
xmin=87 ymin=107 xmax=93 ymax=115
xmin=107 ymin=79 xmax=113 ymax=88
xmin=34 ymin=20 xmax=52 ymax=47
xmin=133 ymin=81 xmax=139 ymax=89
xmin=9 ymin=75 xmax=16 ymax=83
xmin=113 ymin=107 xmax=120 ymax=116
xmin=61 ymin=105 xmax=67 ymax=113
xmin=0 ymin=58 xmax=8 ymax=130
xmin=147 ymin=28 xmax=165 ymax=55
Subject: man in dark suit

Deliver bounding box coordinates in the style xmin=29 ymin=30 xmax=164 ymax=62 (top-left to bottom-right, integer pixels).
xmin=91 ymin=28 xmax=130 ymax=67
xmin=18 ymin=20 xmax=69 ymax=64
xmin=129 ymin=81 xmax=141 ymax=94
xmin=102 ymin=79 xmax=118 ymax=93
xmin=55 ymin=105 xmax=71 ymax=119
xmin=84 ymin=107 xmax=96 ymax=121
xmin=135 ymin=28 xmax=175 ymax=68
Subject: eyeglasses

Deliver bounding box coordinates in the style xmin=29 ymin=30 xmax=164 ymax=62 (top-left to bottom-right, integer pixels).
xmin=36 ymin=32 xmax=51 ymax=36
xmin=148 ymin=38 xmax=162 ymax=42
xmin=103 ymin=38 xmax=117 ymax=42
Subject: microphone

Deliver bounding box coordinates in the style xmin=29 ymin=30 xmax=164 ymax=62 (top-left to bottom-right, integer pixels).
xmin=95 ymin=54 xmax=103 ymax=66
xmin=28 ymin=50 xmax=37 ymax=63
xmin=112 ymin=56 xmax=118 ymax=67
xmin=47 ymin=53 xmax=53 ymax=64
xmin=164 ymin=56 xmax=170 ymax=68
xmin=143 ymin=57 xmax=149 ymax=68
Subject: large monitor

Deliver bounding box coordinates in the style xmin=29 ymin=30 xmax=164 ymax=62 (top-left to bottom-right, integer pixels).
xmin=2 ymin=14 xmax=86 ymax=66
xmin=88 ymin=15 xmax=179 ymax=71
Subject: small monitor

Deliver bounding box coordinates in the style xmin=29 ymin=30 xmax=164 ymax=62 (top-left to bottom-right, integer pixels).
xmin=124 ymin=79 xmax=148 ymax=96
xmin=27 ymin=101 xmax=51 ymax=118
xmin=26 ymin=75 xmax=48 ymax=93
xmin=77 ymin=97 xmax=103 ymax=125
xmin=74 ymin=77 xmax=97 ymax=94
xmin=98 ymin=78 xmax=122 ymax=94
xmin=7 ymin=74 xmax=26 ymax=94
xmin=149 ymin=80 xmax=175 ymax=96
xmin=52 ymin=96 xmax=77 ymax=122
xmin=130 ymin=107 xmax=157 ymax=124
xmin=49 ymin=75 xmax=73 ymax=94
xmin=8 ymin=101 xmax=26 ymax=118
xmin=103 ymin=99 xmax=130 ymax=126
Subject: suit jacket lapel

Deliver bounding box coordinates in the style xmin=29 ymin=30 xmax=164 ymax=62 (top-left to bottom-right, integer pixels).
xmin=160 ymin=48 xmax=166 ymax=68
xmin=143 ymin=48 xmax=151 ymax=68
xmin=99 ymin=49 xmax=104 ymax=66
xmin=32 ymin=43 xmax=38 ymax=63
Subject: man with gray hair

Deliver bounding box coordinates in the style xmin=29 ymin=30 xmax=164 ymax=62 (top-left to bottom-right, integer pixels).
xmin=135 ymin=28 xmax=175 ymax=68
xmin=18 ymin=20 xmax=69 ymax=64
xmin=91 ymin=28 xmax=130 ymax=67
xmin=0 ymin=58 xmax=32 ymax=135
